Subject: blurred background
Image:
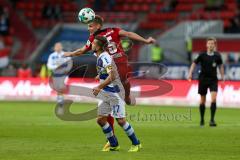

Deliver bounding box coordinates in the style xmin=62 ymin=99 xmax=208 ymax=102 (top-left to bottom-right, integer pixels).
xmin=0 ymin=0 xmax=240 ymax=107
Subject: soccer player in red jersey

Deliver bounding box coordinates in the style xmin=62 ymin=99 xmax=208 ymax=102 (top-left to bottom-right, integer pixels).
xmin=64 ymin=15 xmax=155 ymax=149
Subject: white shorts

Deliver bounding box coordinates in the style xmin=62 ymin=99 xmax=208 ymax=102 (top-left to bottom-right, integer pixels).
xmin=96 ymin=90 xmax=125 ymax=118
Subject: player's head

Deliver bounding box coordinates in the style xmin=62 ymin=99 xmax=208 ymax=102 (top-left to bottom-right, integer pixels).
xmin=54 ymin=42 xmax=63 ymax=53
xmin=206 ymin=37 xmax=217 ymax=52
xmin=88 ymin=15 xmax=104 ymax=34
xmin=92 ymin=36 xmax=108 ymax=52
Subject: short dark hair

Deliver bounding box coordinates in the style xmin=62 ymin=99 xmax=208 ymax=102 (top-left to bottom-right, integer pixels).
xmin=92 ymin=15 xmax=104 ymax=26
xmin=95 ymin=36 xmax=108 ymax=49
xmin=207 ymin=37 xmax=217 ymax=43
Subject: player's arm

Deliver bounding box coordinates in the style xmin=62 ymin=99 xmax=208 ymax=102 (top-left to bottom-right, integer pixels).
xmin=219 ymin=64 xmax=225 ymax=81
xmin=188 ymin=54 xmax=202 ymax=81
xmin=188 ymin=62 xmax=196 ymax=81
xmin=99 ymin=68 xmax=115 ymax=89
xmin=119 ymin=29 xmax=156 ymax=44
xmin=93 ymin=66 xmax=115 ymax=96
xmin=64 ymin=46 xmax=88 ymax=57
xmin=217 ymin=54 xmax=225 ymax=81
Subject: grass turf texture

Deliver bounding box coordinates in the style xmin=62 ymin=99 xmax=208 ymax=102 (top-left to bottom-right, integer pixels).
xmin=0 ymin=101 xmax=239 ymax=160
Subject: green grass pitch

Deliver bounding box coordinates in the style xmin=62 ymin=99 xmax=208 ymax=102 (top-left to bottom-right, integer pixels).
xmin=0 ymin=101 xmax=240 ymax=160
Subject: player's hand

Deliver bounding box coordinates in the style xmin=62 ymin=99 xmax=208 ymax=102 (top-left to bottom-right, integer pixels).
xmin=146 ymin=37 xmax=156 ymax=44
xmin=93 ymin=86 xmax=101 ymax=96
xmin=64 ymin=52 xmax=72 ymax=57
xmin=221 ymin=77 xmax=225 ymax=84
xmin=187 ymin=74 xmax=192 ymax=82
xmin=95 ymin=75 xmax=100 ymax=80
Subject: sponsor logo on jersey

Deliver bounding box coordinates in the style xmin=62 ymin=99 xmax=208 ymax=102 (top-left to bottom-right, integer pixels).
xmin=86 ymin=40 xmax=91 ymax=47
xmin=212 ymin=62 xmax=216 ymax=67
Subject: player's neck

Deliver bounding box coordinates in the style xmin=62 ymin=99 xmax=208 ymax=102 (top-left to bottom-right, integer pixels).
xmin=207 ymin=50 xmax=214 ymax=55
xmin=96 ymin=50 xmax=104 ymax=57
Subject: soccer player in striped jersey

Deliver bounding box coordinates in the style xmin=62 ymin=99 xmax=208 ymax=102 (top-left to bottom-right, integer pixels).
xmin=92 ymin=36 xmax=141 ymax=152
xmin=47 ymin=42 xmax=71 ymax=111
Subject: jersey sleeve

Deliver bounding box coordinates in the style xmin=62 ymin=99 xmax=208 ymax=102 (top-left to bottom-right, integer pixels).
xmin=112 ymin=27 xmax=121 ymax=36
xmin=102 ymin=54 xmax=113 ymax=73
xmin=85 ymin=35 xmax=94 ymax=51
xmin=194 ymin=54 xmax=202 ymax=64
xmin=217 ymin=54 xmax=223 ymax=65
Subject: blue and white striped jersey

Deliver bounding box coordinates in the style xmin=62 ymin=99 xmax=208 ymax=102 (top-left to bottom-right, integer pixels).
xmin=96 ymin=51 xmax=122 ymax=93
xmin=47 ymin=51 xmax=70 ymax=70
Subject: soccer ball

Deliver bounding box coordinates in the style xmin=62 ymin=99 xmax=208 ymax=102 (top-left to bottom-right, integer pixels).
xmin=78 ymin=8 xmax=95 ymax=24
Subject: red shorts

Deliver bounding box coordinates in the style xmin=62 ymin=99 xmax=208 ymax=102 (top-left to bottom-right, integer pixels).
xmin=113 ymin=54 xmax=132 ymax=82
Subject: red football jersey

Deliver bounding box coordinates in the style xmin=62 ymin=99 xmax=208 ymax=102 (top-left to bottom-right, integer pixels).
xmin=85 ymin=28 xmax=131 ymax=81
xmin=85 ymin=28 xmax=125 ymax=58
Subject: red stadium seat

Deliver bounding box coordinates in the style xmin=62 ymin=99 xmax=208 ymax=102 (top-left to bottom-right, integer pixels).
xmin=16 ymin=2 xmax=27 ymax=10
xmin=176 ymin=4 xmax=193 ymax=12
xmin=122 ymin=4 xmax=131 ymax=12
xmin=70 ymin=3 xmax=78 ymax=11
xmin=225 ymin=0 xmax=236 ymax=2
xmin=189 ymin=13 xmax=199 ymax=20
xmin=24 ymin=11 xmax=34 ymax=19
xmin=0 ymin=48 xmax=10 ymax=57
xmin=227 ymin=3 xmax=237 ymax=10
xmin=9 ymin=27 xmax=14 ymax=35
xmin=141 ymin=4 xmax=150 ymax=12
xmin=3 ymin=36 xmax=13 ymax=46
xmin=139 ymin=22 xmax=165 ymax=29
xmin=201 ymin=12 xmax=219 ymax=19
xmin=32 ymin=20 xmax=41 ymax=28
xmin=35 ymin=3 xmax=44 ymax=10
xmin=148 ymin=13 xmax=179 ymax=21
xmin=25 ymin=3 xmax=35 ymax=10
xmin=62 ymin=4 xmax=71 ymax=11
xmin=132 ymin=4 xmax=140 ymax=12
xmin=153 ymin=0 xmax=162 ymax=3
xmin=34 ymin=11 xmax=42 ymax=19
xmin=220 ymin=11 xmax=235 ymax=19
xmin=156 ymin=4 xmax=164 ymax=11
xmin=223 ymin=19 xmax=231 ymax=28
xmin=178 ymin=0 xmax=204 ymax=3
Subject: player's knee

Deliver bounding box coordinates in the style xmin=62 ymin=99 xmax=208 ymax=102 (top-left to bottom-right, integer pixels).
xmin=211 ymin=95 xmax=217 ymax=102
xmin=116 ymin=118 xmax=126 ymax=127
xmin=200 ymin=100 xmax=206 ymax=105
xmin=211 ymin=99 xmax=217 ymax=103
xmin=200 ymin=96 xmax=206 ymax=104
xmin=97 ymin=117 xmax=105 ymax=126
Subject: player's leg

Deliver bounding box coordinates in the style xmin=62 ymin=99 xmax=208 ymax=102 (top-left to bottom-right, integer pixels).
xmin=104 ymin=114 xmax=114 ymax=151
xmin=97 ymin=116 xmax=119 ymax=151
xmin=209 ymin=80 xmax=218 ymax=126
xmin=57 ymin=93 xmax=64 ymax=105
xmin=107 ymin=114 xmax=114 ymax=133
xmin=116 ymin=117 xmax=141 ymax=152
xmin=112 ymin=94 xmax=141 ymax=152
xmin=97 ymin=100 xmax=119 ymax=151
xmin=114 ymin=56 xmax=134 ymax=105
xmin=121 ymin=78 xmax=132 ymax=104
xmin=199 ymin=95 xmax=206 ymax=126
xmin=198 ymin=80 xmax=207 ymax=126
xmin=209 ymin=91 xmax=217 ymax=126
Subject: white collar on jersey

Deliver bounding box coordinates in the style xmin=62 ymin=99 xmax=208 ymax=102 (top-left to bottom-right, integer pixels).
xmin=53 ymin=51 xmax=64 ymax=56
xmin=207 ymin=52 xmax=214 ymax=56
xmin=96 ymin=51 xmax=108 ymax=58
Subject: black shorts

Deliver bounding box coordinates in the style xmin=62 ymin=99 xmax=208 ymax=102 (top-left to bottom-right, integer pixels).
xmin=198 ymin=78 xmax=218 ymax=95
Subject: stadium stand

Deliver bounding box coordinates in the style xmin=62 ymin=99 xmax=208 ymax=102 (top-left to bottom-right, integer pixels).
xmin=0 ymin=0 xmax=240 ymax=76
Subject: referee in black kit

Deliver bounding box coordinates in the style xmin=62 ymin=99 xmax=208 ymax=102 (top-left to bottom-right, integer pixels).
xmin=188 ymin=37 xmax=224 ymax=127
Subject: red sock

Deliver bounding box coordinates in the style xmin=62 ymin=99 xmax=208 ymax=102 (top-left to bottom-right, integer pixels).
xmin=107 ymin=115 xmax=114 ymax=133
